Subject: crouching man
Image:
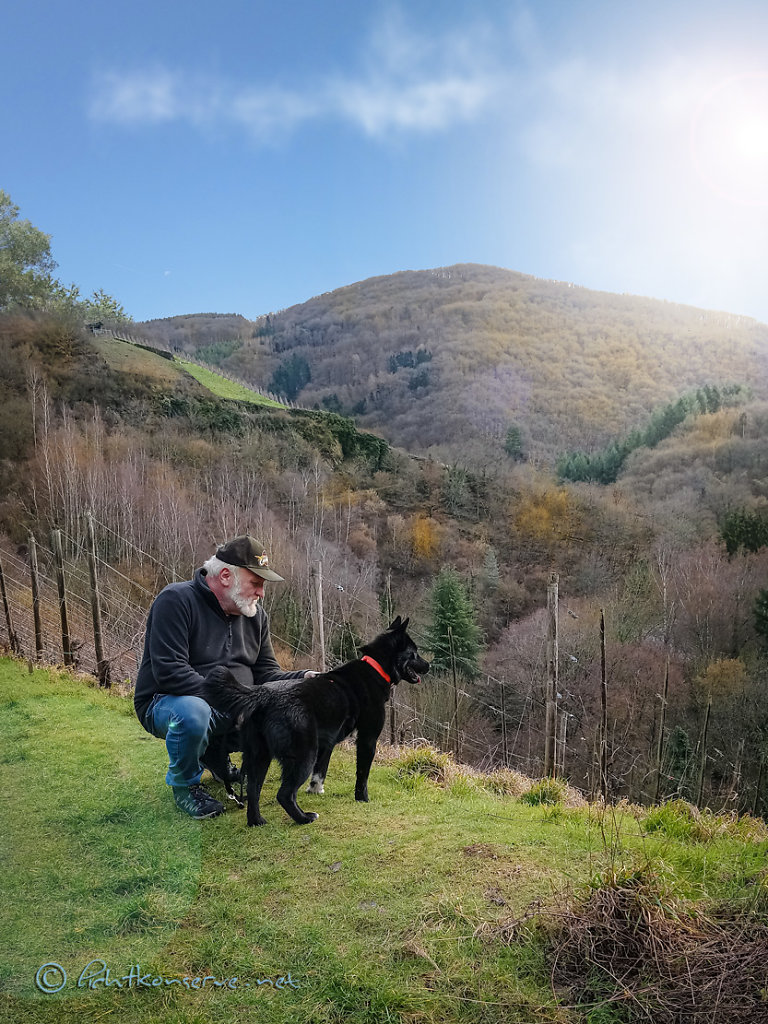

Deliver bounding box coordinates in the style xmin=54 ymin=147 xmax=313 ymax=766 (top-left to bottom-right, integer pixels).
xmin=134 ymin=536 xmax=312 ymax=819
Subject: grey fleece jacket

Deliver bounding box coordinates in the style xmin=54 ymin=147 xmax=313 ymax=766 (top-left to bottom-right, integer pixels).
xmin=134 ymin=567 xmax=304 ymax=726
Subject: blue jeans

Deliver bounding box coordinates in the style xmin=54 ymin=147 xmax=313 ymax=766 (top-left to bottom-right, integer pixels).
xmin=143 ymin=694 xmax=235 ymax=789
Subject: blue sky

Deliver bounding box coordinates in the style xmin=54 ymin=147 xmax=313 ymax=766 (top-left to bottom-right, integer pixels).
xmin=4 ymin=0 xmax=768 ymax=323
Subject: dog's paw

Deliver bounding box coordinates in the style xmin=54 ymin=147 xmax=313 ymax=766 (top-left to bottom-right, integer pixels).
xmin=247 ymin=814 xmax=268 ymax=826
xmin=354 ymin=790 xmax=369 ymax=803
xmin=301 ymin=812 xmax=319 ymax=824
xmin=205 ymin=665 xmax=236 ymax=685
xmin=306 ymin=774 xmax=325 ymax=795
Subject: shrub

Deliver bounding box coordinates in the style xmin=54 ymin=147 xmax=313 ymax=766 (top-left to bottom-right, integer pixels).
xmin=483 ymin=768 xmax=530 ymax=798
xmin=643 ymin=798 xmax=768 ymax=843
xmin=521 ymin=777 xmax=567 ymax=806
xmin=395 ymin=745 xmax=450 ymax=784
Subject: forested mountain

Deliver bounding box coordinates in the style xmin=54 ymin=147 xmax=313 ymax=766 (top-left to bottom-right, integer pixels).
xmin=139 ymin=264 xmax=768 ymax=463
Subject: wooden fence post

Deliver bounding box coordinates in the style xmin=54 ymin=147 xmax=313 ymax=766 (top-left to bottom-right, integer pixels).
xmin=28 ymin=532 xmax=44 ymax=661
xmin=695 ymin=697 xmax=711 ymax=808
xmin=600 ymin=609 xmax=608 ymax=802
xmin=0 ymin=553 xmax=20 ymax=654
xmin=556 ymin=709 xmax=568 ymax=777
xmin=448 ymin=626 xmax=461 ymax=761
xmin=544 ymin=572 xmax=559 ymax=777
xmin=385 ymin=570 xmax=396 ymax=746
xmin=654 ymin=657 xmax=670 ymax=804
xmin=51 ymin=529 xmax=73 ymax=666
xmin=86 ymin=514 xmax=110 ymax=686
xmin=310 ymin=562 xmax=326 ymax=672
xmin=753 ymin=755 xmax=765 ymax=817
xmin=500 ymin=677 xmax=509 ymax=769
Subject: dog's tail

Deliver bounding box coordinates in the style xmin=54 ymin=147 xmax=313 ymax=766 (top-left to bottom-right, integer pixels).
xmin=203 ymin=666 xmax=269 ymax=721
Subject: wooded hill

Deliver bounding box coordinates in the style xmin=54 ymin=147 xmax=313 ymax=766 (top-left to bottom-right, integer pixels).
xmin=139 ymin=264 xmax=768 ymax=463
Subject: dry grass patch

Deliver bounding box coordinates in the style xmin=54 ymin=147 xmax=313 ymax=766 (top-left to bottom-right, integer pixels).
xmin=477 ymin=866 xmax=768 ymax=1023
xmin=548 ymin=873 xmax=768 ymax=1022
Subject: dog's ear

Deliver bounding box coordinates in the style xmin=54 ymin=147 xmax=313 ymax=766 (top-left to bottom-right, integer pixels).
xmin=389 ymin=616 xmax=402 ymax=631
xmin=400 ymin=617 xmax=409 ymax=632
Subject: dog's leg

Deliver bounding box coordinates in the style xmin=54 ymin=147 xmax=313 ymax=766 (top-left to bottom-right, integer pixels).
xmin=224 ymin=778 xmax=245 ymax=808
xmin=243 ymin=737 xmax=270 ymax=827
xmin=306 ymin=745 xmax=333 ymax=794
xmin=277 ymin=754 xmax=319 ymax=824
xmin=354 ymin=736 xmax=378 ymax=802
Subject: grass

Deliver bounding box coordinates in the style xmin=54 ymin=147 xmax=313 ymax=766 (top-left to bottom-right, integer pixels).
xmin=91 ymin=335 xmax=187 ymax=386
xmin=174 ymin=359 xmax=285 ymax=408
xmin=92 ymin=335 xmax=283 ymax=408
xmin=1 ymin=659 xmax=767 ymax=1024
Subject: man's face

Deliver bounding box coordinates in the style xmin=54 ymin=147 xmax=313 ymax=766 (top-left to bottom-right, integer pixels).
xmin=228 ymin=567 xmax=265 ymax=617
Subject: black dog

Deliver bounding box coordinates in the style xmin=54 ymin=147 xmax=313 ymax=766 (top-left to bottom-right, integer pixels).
xmin=204 ymin=617 xmax=429 ymax=826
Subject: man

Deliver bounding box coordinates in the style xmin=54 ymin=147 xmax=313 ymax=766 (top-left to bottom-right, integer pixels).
xmin=134 ymin=535 xmax=312 ymax=819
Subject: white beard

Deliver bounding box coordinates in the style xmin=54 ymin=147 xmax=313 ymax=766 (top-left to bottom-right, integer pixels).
xmin=230 ymin=571 xmax=260 ymax=617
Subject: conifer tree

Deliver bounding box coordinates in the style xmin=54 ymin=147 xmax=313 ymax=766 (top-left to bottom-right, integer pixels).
xmin=427 ymin=567 xmax=482 ymax=680
xmin=504 ymin=424 xmax=524 ymax=460
xmin=666 ymin=726 xmax=694 ymax=799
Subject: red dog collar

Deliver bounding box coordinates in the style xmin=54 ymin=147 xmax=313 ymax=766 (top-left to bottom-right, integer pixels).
xmin=362 ymin=655 xmax=391 ymax=683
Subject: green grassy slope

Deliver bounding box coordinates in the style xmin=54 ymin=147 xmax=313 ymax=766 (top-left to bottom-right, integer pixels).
xmin=92 ymin=334 xmax=285 ymax=408
xmin=2 ymin=660 xmax=767 ymax=1024
xmin=174 ymin=358 xmax=285 ymax=408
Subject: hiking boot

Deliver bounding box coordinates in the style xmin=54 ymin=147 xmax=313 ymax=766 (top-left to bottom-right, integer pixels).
xmin=201 ymin=754 xmax=241 ymax=785
xmin=173 ymin=784 xmax=224 ymax=819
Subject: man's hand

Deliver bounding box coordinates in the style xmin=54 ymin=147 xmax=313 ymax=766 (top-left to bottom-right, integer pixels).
xmin=303 ymin=670 xmax=320 ymax=679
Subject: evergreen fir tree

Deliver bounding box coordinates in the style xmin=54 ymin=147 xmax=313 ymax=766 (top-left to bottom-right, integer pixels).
xmin=504 ymin=424 xmax=524 ymax=460
xmin=427 ymin=568 xmax=483 ymax=680
xmin=666 ymin=725 xmax=694 ymax=799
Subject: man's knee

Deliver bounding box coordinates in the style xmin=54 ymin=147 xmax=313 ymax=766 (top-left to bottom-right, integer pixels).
xmin=167 ymin=695 xmax=213 ymax=740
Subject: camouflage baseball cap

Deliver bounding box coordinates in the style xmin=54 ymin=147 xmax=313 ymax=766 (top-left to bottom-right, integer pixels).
xmin=215 ymin=536 xmax=285 ymax=582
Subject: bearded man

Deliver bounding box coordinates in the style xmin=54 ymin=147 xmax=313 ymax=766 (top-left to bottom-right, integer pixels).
xmin=134 ymin=536 xmax=313 ymax=818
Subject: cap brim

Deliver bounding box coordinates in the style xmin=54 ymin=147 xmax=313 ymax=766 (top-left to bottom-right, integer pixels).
xmin=245 ymin=566 xmax=284 ymax=582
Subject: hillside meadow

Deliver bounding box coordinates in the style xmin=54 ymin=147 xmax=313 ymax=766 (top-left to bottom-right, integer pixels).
xmin=3 ymin=660 xmax=768 ymax=1024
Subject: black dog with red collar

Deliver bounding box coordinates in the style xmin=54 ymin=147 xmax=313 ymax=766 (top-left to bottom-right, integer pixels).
xmin=204 ymin=617 xmax=429 ymax=826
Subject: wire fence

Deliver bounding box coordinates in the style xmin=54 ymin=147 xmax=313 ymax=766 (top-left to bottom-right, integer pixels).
xmin=0 ymin=518 xmax=548 ymax=775
xmin=0 ymin=517 xmax=756 ymax=810
xmin=0 ymin=535 xmax=146 ymax=684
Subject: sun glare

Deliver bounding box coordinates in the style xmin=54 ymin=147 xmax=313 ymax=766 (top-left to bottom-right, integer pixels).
xmin=691 ymin=73 xmax=768 ymax=206
xmin=732 ymin=114 xmax=768 ymax=160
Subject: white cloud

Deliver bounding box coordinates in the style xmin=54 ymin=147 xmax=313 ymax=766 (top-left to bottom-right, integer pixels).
xmin=90 ymin=69 xmax=183 ymax=124
xmin=332 ymin=75 xmax=495 ymax=135
xmin=334 ymin=7 xmax=500 ymax=135
xmin=89 ymin=10 xmax=501 ymax=141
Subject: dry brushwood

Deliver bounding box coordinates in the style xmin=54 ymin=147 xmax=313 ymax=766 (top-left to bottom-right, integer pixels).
xmin=544 ymin=876 xmax=768 ymax=1022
